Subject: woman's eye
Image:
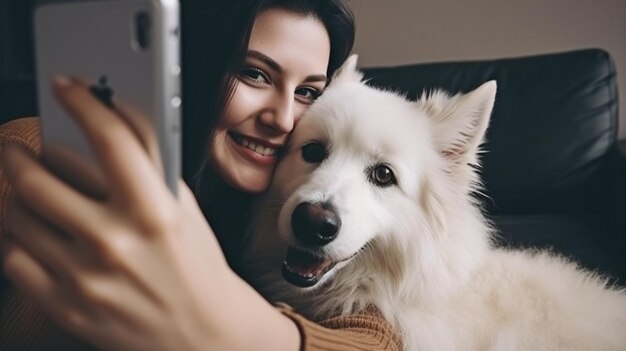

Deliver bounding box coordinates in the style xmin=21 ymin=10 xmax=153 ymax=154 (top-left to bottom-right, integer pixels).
xmin=295 ymin=87 xmax=321 ymax=104
xmin=370 ymin=165 xmax=396 ymax=187
xmin=301 ymin=142 xmax=327 ymax=163
xmin=239 ymin=67 xmax=270 ymax=84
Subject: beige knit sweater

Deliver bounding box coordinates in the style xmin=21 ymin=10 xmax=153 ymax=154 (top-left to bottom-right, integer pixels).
xmin=0 ymin=117 xmax=402 ymax=351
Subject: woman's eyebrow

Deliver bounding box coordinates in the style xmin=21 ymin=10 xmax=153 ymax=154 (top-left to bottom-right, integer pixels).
xmin=247 ymin=50 xmax=327 ymax=84
xmin=247 ymin=50 xmax=282 ymax=72
xmin=304 ymin=74 xmax=328 ymax=84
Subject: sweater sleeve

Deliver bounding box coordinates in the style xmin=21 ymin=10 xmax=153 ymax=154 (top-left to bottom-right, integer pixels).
xmin=277 ymin=305 xmax=402 ymax=351
xmin=0 ymin=117 xmax=42 ymax=253
xmin=0 ymin=117 xmax=96 ymax=350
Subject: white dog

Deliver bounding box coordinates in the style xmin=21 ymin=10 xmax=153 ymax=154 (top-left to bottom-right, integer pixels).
xmin=241 ymin=55 xmax=626 ymax=350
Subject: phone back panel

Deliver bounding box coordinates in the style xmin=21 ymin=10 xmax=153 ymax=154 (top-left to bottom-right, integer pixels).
xmin=35 ymin=0 xmax=180 ymax=193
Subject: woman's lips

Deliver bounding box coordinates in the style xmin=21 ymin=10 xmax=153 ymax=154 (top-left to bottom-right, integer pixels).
xmin=228 ymin=132 xmax=281 ymax=166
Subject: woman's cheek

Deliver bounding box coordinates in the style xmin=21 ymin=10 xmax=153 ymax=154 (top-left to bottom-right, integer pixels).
xmin=221 ymin=83 xmax=263 ymax=127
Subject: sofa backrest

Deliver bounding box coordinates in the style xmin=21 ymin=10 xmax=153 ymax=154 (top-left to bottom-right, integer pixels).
xmin=2 ymin=47 xmax=619 ymax=215
xmin=362 ymin=49 xmax=619 ymax=215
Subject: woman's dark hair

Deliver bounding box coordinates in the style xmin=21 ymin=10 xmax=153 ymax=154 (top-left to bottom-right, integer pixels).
xmin=180 ymin=0 xmax=354 ymax=266
xmin=180 ymin=0 xmax=355 ymax=185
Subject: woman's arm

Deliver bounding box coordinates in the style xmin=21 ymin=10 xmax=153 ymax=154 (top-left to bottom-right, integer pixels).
xmin=1 ymin=79 xmax=401 ymax=351
xmin=2 ymin=78 xmax=300 ymax=351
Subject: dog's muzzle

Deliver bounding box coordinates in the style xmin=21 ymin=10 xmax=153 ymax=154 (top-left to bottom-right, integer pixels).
xmin=280 ymin=202 xmax=342 ymax=288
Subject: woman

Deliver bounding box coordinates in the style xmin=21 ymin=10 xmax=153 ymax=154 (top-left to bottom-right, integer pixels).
xmin=0 ymin=1 xmax=401 ymax=350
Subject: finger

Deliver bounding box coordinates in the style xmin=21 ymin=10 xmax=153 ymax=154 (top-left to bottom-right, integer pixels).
xmin=114 ymin=101 xmax=164 ymax=176
xmin=8 ymin=198 xmax=80 ymax=278
xmin=52 ymin=76 xmax=171 ymax=207
xmin=43 ymin=143 xmax=109 ymax=200
xmin=2 ymin=144 xmax=107 ymax=246
xmin=178 ymin=179 xmax=203 ymax=217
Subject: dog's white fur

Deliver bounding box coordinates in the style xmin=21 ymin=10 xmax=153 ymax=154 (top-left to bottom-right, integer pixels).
xmin=241 ymin=55 xmax=626 ymax=350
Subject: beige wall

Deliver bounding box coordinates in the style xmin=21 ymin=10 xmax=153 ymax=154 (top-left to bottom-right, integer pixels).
xmin=348 ymin=0 xmax=626 ymax=139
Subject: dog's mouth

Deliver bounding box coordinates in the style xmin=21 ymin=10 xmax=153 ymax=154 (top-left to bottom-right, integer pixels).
xmin=281 ymin=246 xmax=363 ymax=288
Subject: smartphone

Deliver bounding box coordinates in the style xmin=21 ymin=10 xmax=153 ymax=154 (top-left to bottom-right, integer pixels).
xmin=34 ymin=0 xmax=181 ymax=194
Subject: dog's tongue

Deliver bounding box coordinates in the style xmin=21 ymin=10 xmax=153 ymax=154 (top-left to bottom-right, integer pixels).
xmin=282 ymin=247 xmax=333 ymax=287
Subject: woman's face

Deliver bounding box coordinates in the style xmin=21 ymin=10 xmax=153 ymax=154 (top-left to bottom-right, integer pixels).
xmin=210 ymin=8 xmax=331 ymax=193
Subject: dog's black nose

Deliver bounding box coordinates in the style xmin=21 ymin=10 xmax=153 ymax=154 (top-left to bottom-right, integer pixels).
xmin=291 ymin=202 xmax=341 ymax=246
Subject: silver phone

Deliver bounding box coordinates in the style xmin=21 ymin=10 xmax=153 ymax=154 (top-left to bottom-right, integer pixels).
xmin=34 ymin=0 xmax=181 ymax=194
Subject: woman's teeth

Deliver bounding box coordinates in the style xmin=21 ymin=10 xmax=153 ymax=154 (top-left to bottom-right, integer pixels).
xmin=234 ymin=135 xmax=278 ymax=156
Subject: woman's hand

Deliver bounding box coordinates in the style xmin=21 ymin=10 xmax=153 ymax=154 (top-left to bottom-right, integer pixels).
xmin=2 ymin=77 xmax=300 ymax=351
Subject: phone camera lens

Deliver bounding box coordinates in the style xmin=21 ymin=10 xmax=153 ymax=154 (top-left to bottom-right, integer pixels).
xmin=135 ymin=11 xmax=151 ymax=50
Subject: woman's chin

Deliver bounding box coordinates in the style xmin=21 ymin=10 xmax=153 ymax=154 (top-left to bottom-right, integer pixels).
xmin=226 ymin=170 xmax=271 ymax=194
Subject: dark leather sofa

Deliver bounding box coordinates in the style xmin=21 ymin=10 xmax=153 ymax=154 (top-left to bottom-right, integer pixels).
xmin=363 ymin=48 xmax=626 ymax=286
xmin=2 ymin=45 xmax=624 ymax=286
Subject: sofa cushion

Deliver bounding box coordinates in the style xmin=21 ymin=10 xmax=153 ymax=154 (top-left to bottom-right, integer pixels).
xmin=491 ymin=213 xmax=625 ymax=284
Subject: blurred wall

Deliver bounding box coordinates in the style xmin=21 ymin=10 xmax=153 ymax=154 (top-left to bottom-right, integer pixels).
xmin=348 ymin=0 xmax=626 ymax=138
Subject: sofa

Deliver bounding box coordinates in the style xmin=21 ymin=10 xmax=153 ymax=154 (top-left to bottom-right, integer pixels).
xmin=363 ymin=48 xmax=626 ymax=286
xmin=1 ymin=47 xmax=624 ymax=286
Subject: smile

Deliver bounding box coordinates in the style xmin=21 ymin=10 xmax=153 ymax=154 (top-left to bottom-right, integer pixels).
xmin=229 ymin=132 xmax=280 ymax=157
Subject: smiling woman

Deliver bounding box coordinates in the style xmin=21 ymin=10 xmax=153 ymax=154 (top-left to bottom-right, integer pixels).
xmin=0 ymin=0 xmax=403 ymax=350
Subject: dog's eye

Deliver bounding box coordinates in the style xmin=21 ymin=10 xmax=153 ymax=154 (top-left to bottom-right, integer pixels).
xmin=370 ymin=165 xmax=396 ymax=187
xmin=302 ymin=142 xmax=327 ymax=163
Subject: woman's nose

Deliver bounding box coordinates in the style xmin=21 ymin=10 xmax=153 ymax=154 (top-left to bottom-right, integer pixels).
xmin=259 ymin=93 xmax=296 ymax=134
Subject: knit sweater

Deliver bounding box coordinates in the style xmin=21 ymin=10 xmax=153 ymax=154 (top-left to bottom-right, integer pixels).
xmin=0 ymin=117 xmax=402 ymax=351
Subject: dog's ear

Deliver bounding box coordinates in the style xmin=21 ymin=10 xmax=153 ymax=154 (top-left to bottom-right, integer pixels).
xmin=421 ymin=80 xmax=497 ymax=165
xmin=330 ymin=54 xmax=364 ymax=85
